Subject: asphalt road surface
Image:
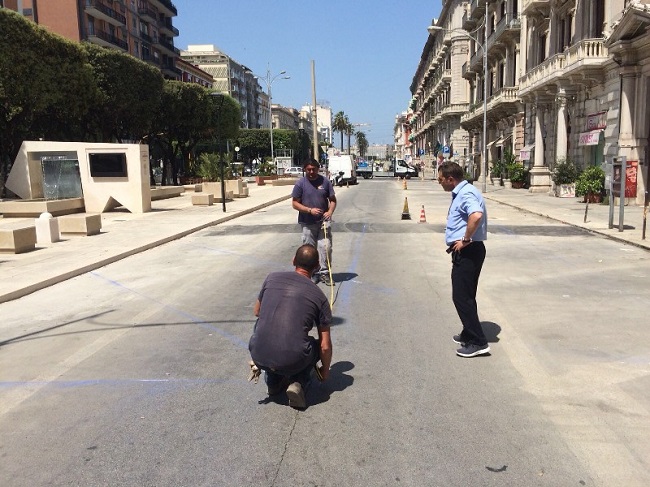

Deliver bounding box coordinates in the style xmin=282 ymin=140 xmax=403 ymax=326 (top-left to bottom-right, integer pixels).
xmin=1 ymin=178 xmax=648 ymax=486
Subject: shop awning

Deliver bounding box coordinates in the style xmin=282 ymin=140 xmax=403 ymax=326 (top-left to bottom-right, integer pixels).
xmin=578 ymin=129 xmax=603 ymax=146
xmin=496 ymin=135 xmax=512 ymax=147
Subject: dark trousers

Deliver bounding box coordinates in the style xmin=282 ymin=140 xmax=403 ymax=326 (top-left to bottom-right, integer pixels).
xmin=451 ymin=241 xmax=487 ymax=346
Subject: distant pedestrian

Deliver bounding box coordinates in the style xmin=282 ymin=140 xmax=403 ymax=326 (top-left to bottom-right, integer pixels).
xmin=291 ymin=159 xmax=337 ymax=285
xmin=437 ymin=162 xmax=490 ymax=358
xmin=249 ymin=245 xmax=333 ymax=409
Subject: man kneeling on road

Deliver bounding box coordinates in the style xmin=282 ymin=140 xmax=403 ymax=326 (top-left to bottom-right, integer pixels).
xmin=249 ymin=244 xmax=333 ymax=409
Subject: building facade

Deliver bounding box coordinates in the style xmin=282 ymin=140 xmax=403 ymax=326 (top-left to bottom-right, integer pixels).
xmin=408 ymin=0 xmax=648 ymax=203
xmin=2 ymin=0 xmax=181 ymax=80
xmin=180 ymin=45 xmax=261 ymax=129
xmin=176 ymin=58 xmax=213 ymax=89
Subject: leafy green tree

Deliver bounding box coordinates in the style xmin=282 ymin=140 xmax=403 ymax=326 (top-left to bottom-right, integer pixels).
xmin=356 ymin=131 xmax=369 ymax=158
xmin=82 ymin=43 xmax=163 ymax=142
xmin=332 ymin=111 xmax=348 ymax=152
xmin=345 ymin=117 xmax=355 ymax=154
xmin=234 ymin=129 xmax=272 ymax=163
xmin=151 ymin=83 xmax=239 ymax=185
xmin=0 ymin=10 xmax=96 ymax=195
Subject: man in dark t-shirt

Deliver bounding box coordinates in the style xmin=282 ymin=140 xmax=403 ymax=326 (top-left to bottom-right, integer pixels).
xmin=291 ymin=159 xmax=336 ymax=285
xmin=249 ymin=245 xmax=333 ymax=409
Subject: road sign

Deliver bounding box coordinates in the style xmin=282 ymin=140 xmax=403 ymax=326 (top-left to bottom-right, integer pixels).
xmin=443 ymin=145 xmax=450 ymax=155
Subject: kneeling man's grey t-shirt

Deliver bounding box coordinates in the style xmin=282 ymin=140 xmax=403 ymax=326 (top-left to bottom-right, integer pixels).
xmin=249 ymin=272 xmax=331 ymax=374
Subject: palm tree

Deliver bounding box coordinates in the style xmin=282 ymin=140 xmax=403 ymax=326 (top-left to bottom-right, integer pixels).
xmin=356 ymin=131 xmax=368 ymax=159
xmin=345 ymin=117 xmax=355 ymax=155
xmin=332 ymin=111 xmax=348 ymax=152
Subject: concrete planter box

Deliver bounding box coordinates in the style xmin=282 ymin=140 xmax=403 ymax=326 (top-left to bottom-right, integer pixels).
xmin=255 ymin=175 xmax=278 ymax=186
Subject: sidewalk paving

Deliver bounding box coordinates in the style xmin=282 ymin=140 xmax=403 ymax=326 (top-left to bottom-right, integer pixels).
xmin=0 ymin=183 xmax=292 ymax=304
xmin=482 ymin=185 xmax=650 ymax=252
xmin=1 ymin=180 xmax=648 ymax=304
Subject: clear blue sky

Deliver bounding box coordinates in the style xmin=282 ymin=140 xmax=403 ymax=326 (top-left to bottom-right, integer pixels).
xmin=173 ymin=0 xmax=442 ymax=146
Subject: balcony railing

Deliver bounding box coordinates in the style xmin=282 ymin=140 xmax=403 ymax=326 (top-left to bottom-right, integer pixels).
xmin=90 ymin=29 xmax=128 ymax=50
xmin=491 ymin=13 xmax=521 ymax=45
xmin=519 ymin=53 xmax=566 ymax=95
xmin=522 ymin=0 xmax=550 ymax=15
xmin=441 ymin=103 xmax=470 ymax=117
xmin=138 ymin=6 xmax=158 ymax=22
xmin=151 ymin=0 xmax=177 ymax=16
xmin=488 ymin=86 xmax=519 ymax=109
xmin=85 ymin=0 xmax=126 ymax=25
xmin=140 ymin=31 xmax=152 ymax=43
xmin=564 ymin=39 xmax=608 ymax=73
xmin=520 ymin=39 xmax=607 ymax=96
xmin=159 ymin=20 xmax=179 ymax=36
xmin=469 ymin=0 xmax=487 ymax=19
xmin=158 ymin=38 xmax=179 ymax=55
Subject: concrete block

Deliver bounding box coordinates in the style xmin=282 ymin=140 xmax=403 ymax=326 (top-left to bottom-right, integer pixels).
xmin=214 ymin=191 xmax=234 ymax=203
xmin=192 ymin=193 xmax=214 ymax=206
xmin=150 ymin=186 xmax=184 ymax=201
xmin=35 ymin=212 xmax=60 ymax=244
xmin=0 ymin=224 xmax=37 ymax=253
xmin=183 ymin=184 xmax=202 ymax=192
xmin=59 ymin=214 xmax=102 ymax=236
xmin=271 ymin=178 xmax=297 ymax=186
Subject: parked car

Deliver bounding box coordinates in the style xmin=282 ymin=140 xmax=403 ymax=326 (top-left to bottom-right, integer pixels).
xmin=284 ymin=167 xmax=304 ymax=177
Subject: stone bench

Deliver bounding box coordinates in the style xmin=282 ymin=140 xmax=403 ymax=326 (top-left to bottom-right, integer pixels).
xmin=225 ymin=179 xmax=249 ymax=198
xmin=183 ymin=184 xmax=202 ymax=192
xmin=0 ymin=197 xmax=84 ymax=218
xmin=192 ymin=193 xmax=214 ymax=206
xmin=271 ymin=178 xmax=297 ymax=186
xmin=59 ymin=214 xmax=102 ymax=236
xmin=0 ymin=224 xmax=37 ymax=253
xmin=150 ymin=186 xmax=184 ymax=201
xmin=215 ymin=190 xmax=234 ymax=203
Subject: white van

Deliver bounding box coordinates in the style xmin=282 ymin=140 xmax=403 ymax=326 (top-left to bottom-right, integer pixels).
xmin=394 ymin=159 xmax=419 ymax=179
xmin=327 ymin=155 xmax=358 ymax=186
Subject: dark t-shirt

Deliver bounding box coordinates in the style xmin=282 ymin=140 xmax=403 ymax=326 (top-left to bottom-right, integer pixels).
xmin=292 ymin=175 xmax=335 ymax=225
xmin=249 ymin=271 xmax=332 ymax=374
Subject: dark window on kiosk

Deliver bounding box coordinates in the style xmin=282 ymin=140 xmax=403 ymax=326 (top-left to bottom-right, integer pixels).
xmin=89 ymin=153 xmax=128 ymax=178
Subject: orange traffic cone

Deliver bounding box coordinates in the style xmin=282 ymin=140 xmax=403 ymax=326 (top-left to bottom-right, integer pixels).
xmin=403 ymin=178 xmax=408 ymax=190
xmin=419 ymin=205 xmax=427 ymax=223
xmin=401 ymin=197 xmax=411 ymax=220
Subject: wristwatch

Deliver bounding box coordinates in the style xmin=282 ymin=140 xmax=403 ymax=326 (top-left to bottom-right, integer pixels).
xmin=461 ymin=237 xmax=472 ymax=243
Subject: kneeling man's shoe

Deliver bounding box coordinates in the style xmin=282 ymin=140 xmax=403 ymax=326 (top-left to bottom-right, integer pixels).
xmin=456 ymin=343 xmax=490 ymax=358
xmin=286 ymin=382 xmax=306 ymax=409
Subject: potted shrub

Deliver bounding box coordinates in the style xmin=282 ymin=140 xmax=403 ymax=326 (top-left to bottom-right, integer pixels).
xmin=489 ymin=159 xmax=504 ymax=186
xmin=552 ymin=158 xmax=578 ymax=197
xmin=575 ymin=165 xmax=605 ymax=203
xmin=254 ymin=159 xmax=278 ymax=185
xmin=500 ymin=149 xmax=516 ymax=188
xmin=508 ymin=163 xmax=527 ymax=189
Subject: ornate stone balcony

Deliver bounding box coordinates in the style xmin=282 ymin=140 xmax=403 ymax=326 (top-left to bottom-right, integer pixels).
xmin=522 ymin=0 xmax=550 ymax=15
xmin=519 ymin=39 xmax=608 ymax=98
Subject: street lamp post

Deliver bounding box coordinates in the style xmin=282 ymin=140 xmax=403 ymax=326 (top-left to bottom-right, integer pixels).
xmin=429 ymin=0 xmax=488 ymax=192
xmin=254 ymin=67 xmax=290 ymax=171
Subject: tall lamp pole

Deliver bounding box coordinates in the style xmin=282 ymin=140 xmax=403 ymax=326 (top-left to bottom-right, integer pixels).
xmin=429 ymin=0 xmax=489 ymax=192
xmin=254 ymin=67 xmax=290 ymax=170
